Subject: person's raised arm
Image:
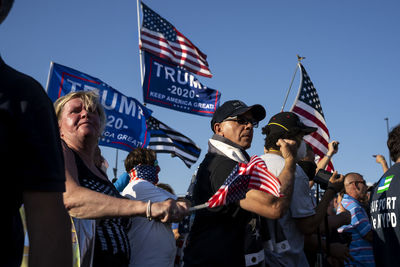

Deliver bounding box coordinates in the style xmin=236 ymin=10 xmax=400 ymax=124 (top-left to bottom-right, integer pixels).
xmin=374 ymin=154 xmax=389 ymax=173
xmin=316 ymin=141 xmax=339 ymax=172
xmin=240 ymin=139 xmax=297 ymax=219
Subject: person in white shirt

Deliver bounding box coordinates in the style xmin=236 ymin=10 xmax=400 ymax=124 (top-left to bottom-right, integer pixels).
xmin=121 ymin=148 xmax=178 ymax=267
xmin=260 ymin=112 xmax=346 ymax=266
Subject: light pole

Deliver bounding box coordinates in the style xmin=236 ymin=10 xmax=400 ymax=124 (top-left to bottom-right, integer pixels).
xmin=385 ymin=118 xmax=392 ymax=167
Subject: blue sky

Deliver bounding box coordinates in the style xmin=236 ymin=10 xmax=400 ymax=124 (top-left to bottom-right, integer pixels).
xmin=2 ymin=0 xmax=399 ymax=194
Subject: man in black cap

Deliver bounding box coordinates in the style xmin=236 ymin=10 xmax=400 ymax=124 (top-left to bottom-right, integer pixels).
xmin=260 ymin=112 xmax=346 ymax=266
xmin=183 ymin=101 xmax=298 ymax=267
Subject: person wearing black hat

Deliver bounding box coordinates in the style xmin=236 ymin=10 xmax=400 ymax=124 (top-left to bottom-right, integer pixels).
xmin=260 ymin=112 xmax=346 ymax=266
xmin=183 ymin=101 xmax=298 ymax=267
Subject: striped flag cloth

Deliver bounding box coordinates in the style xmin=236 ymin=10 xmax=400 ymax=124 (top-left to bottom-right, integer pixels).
xmin=140 ymin=3 xmax=212 ymax=78
xmin=290 ymin=63 xmax=334 ymax=171
xmin=146 ymin=116 xmax=201 ymax=168
xmin=207 ymin=156 xmax=282 ymax=208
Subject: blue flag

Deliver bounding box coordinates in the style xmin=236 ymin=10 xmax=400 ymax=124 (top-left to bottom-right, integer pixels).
xmin=46 ymin=62 xmax=152 ymax=151
xmin=142 ymin=51 xmax=220 ymax=117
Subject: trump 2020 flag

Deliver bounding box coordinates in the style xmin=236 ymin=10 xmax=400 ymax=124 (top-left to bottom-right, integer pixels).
xmin=46 ymin=62 xmax=152 ymax=151
xmin=290 ymin=63 xmax=333 ymax=171
xmin=140 ymin=2 xmax=212 ymax=78
xmin=143 ymin=51 xmax=220 ymax=117
xmin=206 ymin=156 xmax=282 ymax=208
xmin=146 ymin=116 xmax=201 ymax=168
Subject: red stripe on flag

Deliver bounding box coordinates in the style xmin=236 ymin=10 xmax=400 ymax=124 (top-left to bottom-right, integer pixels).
xmin=309 ymin=131 xmax=329 ymax=148
xmin=292 ymin=106 xmax=330 ymax=136
xmin=176 ymin=30 xmax=208 ymax=61
xmin=140 ymin=31 xmax=212 ymax=77
xmin=140 ymin=37 xmax=210 ymax=71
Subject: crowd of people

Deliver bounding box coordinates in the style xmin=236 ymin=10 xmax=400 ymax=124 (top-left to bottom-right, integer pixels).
xmin=3 ymin=1 xmax=400 ymax=267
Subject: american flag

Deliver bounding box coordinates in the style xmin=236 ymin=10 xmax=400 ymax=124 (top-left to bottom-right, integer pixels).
xmin=146 ymin=116 xmax=201 ymax=168
xmin=290 ymin=63 xmax=334 ymax=171
xmin=207 ymin=156 xmax=282 ymax=208
xmin=140 ymin=3 xmax=212 ymax=78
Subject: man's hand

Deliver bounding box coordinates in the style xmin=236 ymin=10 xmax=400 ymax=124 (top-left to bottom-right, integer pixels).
xmin=151 ymin=199 xmax=190 ymax=223
xmin=276 ymin=139 xmax=297 ymax=160
xmin=327 ymin=141 xmax=339 ymax=156
xmin=373 ymin=154 xmax=389 ymax=173
xmin=374 ymin=154 xmax=387 ymax=165
xmin=327 ymin=171 xmax=344 ymax=193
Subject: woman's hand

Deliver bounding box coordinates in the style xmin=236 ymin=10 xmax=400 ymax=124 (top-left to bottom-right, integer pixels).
xmin=151 ymin=199 xmax=190 ymax=223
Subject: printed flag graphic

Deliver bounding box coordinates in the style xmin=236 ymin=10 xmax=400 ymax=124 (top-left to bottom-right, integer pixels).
xmin=377 ymin=175 xmax=394 ymax=194
xmin=140 ymin=2 xmax=212 ymax=78
xmin=142 ymin=51 xmax=220 ymax=116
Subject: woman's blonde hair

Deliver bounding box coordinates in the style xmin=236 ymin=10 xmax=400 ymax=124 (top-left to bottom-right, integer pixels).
xmin=54 ymin=91 xmax=106 ymax=134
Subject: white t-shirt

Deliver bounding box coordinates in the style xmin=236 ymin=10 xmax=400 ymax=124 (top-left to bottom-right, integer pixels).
xmin=260 ymin=153 xmax=315 ymax=267
xmin=122 ymin=179 xmax=177 ymax=267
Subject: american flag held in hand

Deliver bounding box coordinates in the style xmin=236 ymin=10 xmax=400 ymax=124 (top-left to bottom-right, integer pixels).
xmin=140 ymin=3 xmax=212 ymax=78
xmin=290 ymin=63 xmax=334 ymax=171
xmin=195 ymin=156 xmax=282 ymax=210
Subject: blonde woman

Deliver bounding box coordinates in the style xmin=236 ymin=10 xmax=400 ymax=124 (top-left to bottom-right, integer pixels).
xmin=54 ymin=91 xmax=188 ymax=267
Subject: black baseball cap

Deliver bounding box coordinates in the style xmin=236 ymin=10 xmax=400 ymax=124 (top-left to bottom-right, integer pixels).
xmin=263 ymin=112 xmax=317 ymax=135
xmin=211 ymin=100 xmax=266 ymax=132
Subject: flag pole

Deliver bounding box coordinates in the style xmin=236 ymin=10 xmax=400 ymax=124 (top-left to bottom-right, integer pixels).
xmin=280 ymin=55 xmax=305 ymax=112
xmin=136 ymin=0 xmax=144 ymax=86
xmin=112 ymin=149 xmax=119 ymax=182
xmin=385 ymin=117 xmax=392 ymax=167
xmin=189 ymin=203 xmax=208 ymax=212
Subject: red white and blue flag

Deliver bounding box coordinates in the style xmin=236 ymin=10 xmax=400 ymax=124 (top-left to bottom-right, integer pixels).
xmin=128 ymin=165 xmax=160 ymax=185
xmin=140 ymin=3 xmax=212 ymax=78
xmin=290 ymin=63 xmax=334 ymax=171
xmin=207 ymin=156 xmax=282 ymax=208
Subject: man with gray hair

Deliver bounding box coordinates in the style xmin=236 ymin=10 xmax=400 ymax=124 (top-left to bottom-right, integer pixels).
xmin=183 ymin=100 xmax=298 ymax=266
xmin=338 ymin=173 xmax=375 ymax=266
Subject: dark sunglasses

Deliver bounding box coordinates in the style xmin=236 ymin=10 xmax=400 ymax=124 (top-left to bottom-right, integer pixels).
xmin=349 ymin=180 xmax=366 ymax=186
xmin=223 ymin=116 xmax=259 ymax=128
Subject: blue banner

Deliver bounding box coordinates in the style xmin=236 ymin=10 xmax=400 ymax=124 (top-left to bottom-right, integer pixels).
xmin=46 ymin=62 xmax=152 ymax=151
xmin=142 ymin=51 xmax=220 ymax=117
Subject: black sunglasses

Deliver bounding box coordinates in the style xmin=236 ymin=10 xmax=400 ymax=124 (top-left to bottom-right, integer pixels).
xmin=222 ymin=116 xmax=259 ymax=128
xmin=349 ymin=180 xmax=366 ymax=186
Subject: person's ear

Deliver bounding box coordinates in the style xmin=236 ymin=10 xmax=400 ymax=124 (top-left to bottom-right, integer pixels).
xmin=214 ymin=122 xmax=223 ymax=136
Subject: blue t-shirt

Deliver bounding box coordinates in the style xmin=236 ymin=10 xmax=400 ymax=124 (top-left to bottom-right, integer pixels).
xmin=113 ymin=172 xmax=130 ymax=192
xmin=338 ymin=194 xmax=375 ymax=266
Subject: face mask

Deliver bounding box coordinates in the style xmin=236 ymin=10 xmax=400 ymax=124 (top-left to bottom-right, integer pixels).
xmin=296 ymin=140 xmax=307 ymax=161
xmin=129 ymin=165 xmax=160 ymax=185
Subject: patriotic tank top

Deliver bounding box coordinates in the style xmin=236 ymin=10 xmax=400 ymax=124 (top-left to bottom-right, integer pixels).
xmin=72 ymin=150 xmax=131 ymax=262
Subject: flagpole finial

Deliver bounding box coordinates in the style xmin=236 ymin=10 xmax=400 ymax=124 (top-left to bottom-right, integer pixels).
xmin=297 ymin=54 xmax=305 ymax=63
